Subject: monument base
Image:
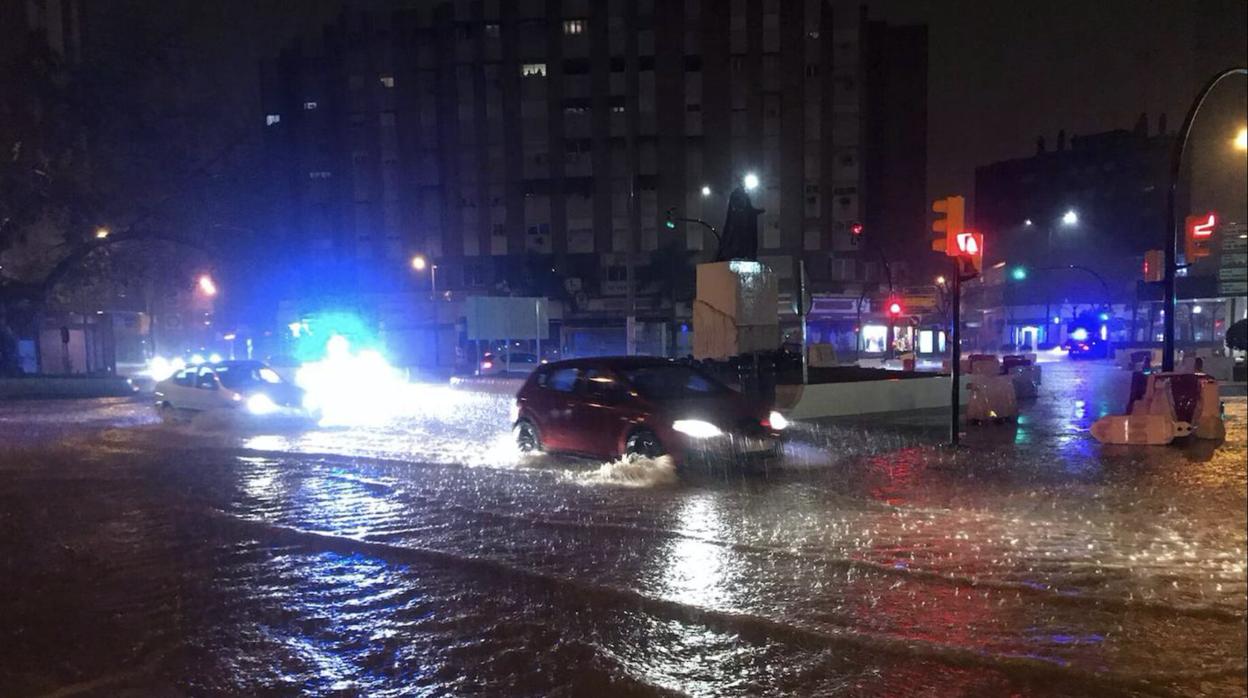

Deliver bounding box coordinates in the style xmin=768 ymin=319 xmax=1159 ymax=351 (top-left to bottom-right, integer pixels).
xmin=692 ymin=260 xmax=779 ymax=360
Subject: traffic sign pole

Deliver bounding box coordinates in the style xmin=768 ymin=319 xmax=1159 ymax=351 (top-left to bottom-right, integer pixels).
xmin=950 ymin=259 xmax=962 ymax=446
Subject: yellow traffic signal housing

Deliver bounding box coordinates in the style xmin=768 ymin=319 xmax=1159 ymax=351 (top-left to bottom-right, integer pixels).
xmin=931 ymin=196 xmax=965 ymax=256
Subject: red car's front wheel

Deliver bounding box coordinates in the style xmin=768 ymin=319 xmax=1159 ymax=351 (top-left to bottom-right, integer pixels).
xmin=624 ymin=428 xmax=664 ymax=459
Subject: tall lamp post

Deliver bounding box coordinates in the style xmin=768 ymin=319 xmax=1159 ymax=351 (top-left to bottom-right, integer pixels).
xmin=411 ymin=254 xmax=438 ymax=299
xmin=1163 ymin=67 xmax=1247 ymax=371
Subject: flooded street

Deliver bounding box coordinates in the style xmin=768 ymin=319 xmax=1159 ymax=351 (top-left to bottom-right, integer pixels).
xmin=1 ymin=361 xmax=1244 ymax=696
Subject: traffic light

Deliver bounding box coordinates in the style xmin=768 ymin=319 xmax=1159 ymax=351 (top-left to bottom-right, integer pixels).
xmin=849 ymin=221 xmax=864 ymax=246
xmin=1010 ymin=266 xmax=1027 ymax=281
xmin=931 ymin=195 xmax=966 ymax=255
xmin=1184 ymin=212 xmax=1216 ymax=260
xmin=955 ymin=231 xmax=984 ymax=278
xmin=1143 ymin=249 xmax=1164 ymax=282
xmin=887 ymin=299 xmax=903 ymax=317
xmin=664 ymin=208 xmax=676 ymax=230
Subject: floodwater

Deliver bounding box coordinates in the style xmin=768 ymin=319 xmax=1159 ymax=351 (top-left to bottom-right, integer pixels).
xmin=0 ymin=361 xmax=1244 ymax=696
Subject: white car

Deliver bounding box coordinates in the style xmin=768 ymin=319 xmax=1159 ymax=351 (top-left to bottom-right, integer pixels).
xmin=153 ymin=360 xmax=311 ymax=420
xmin=478 ymin=352 xmax=543 ymax=376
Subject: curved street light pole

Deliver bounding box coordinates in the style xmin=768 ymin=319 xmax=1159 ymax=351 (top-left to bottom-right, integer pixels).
xmin=1163 ymin=67 xmax=1247 ymax=371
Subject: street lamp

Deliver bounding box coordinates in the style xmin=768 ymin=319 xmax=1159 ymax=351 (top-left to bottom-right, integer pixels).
xmin=411 ymin=255 xmax=438 ymax=298
xmin=1162 ymin=67 xmax=1246 ymax=371
xmin=700 ymin=185 xmax=712 ymax=197
xmin=935 ymin=275 xmax=946 ymax=286
xmin=1023 ymin=219 xmax=1033 ymax=227
xmin=95 ymin=227 xmax=110 ymax=240
xmin=197 ymin=274 xmax=217 ymax=297
xmin=742 ymin=173 xmax=759 ymax=191
xmin=1061 ymin=209 xmax=1078 ymax=226
xmin=1235 ymin=126 xmax=1246 ymax=151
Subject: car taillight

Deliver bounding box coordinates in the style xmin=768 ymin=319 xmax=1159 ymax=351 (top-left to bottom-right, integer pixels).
xmin=481 ymin=360 xmax=493 ymax=369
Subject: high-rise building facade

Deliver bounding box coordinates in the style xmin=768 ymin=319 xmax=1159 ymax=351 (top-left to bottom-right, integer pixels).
xmin=261 ymin=0 xmax=927 ymax=355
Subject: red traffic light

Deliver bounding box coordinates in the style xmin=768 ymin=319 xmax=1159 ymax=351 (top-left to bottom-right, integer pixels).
xmin=887 ymin=301 xmax=903 ymax=316
xmin=850 ymin=222 xmax=864 ymax=236
xmin=955 ymin=231 xmax=980 ymax=256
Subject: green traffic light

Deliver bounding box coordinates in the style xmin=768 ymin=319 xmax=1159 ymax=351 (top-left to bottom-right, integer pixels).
xmin=665 ymin=220 xmax=676 ymax=229
xmin=1011 ymin=266 xmax=1027 ymax=281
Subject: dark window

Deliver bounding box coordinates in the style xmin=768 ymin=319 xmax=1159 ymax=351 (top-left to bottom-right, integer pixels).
xmin=609 ymin=56 xmax=626 ymax=72
xmin=638 ymin=56 xmax=655 ymax=71
xmin=584 ymin=368 xmax=622 ymax=399
xmin=547 ymin=368 xmax=579 ymax=392
xmin=683 ymin=55 xmax=703 ymax=71
xmin=562 ymin=58 xmax=591 ymax=75
xmin=174 ymin=369 xmax=194 ymax=387
xmin=196 ymin=368 xmax=218 ymax=389
xmin=621 ymin=365 xmax=727 ymax=401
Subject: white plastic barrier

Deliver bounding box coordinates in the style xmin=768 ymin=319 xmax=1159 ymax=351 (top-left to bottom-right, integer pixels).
xmin=1009 ymin=364 xmax=1042 ymax=399
xmin=967 ymin=375 xmax=1017 ymax=422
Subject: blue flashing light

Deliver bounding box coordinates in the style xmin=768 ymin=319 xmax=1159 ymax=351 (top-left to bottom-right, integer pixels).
xmin=1098 ymin=312 xmax=1110 ymax=322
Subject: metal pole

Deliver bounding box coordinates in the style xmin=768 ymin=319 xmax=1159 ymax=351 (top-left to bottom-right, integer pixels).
xmin=1164 ymin=67 xmax=1247 ymax=371
xmin=431 ymin=265 xmax=438 ymax=300
xmin=950 ymin=260 xmax=962 ymax=446
xmin=535 ymin=299 xmax=542 ymax=362
xmin=798 ymin=259 xmax=809 ymax=384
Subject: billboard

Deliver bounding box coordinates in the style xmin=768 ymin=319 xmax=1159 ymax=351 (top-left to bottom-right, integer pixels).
xmin=464 ymin=296 xmax=549 ymax=341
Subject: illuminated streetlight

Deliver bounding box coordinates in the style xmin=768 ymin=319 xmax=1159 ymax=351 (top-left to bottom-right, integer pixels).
xmin=700 ymin=185 xmax=712 ymax=197
xmin=1061 ymin=210 xmax=1078 ymax=226
xmin=197 ymin=274 xmax=218 ymax=297
xmin=742 ymin=173 xmax=759 ymax=191
xmin=935 ymin=275 xmax=946 ymax=286
xmin=95 ymin=227 xmax=110 ymax=240
xmin=1023 ymin=219 xmax=1033 ymax=227
xmin=411 ymin=254 xmax=438 ymax=298
xmin=1235 ymin=126 xmax=1247 ymax=151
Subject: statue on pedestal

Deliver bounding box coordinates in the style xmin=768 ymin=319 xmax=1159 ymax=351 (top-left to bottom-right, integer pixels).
xmin=715 ymin=186 xmax=763 ymax=262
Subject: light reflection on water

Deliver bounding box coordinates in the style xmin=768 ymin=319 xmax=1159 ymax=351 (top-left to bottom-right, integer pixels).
xmin=49 ymin=363 xmax=1244 ymax=695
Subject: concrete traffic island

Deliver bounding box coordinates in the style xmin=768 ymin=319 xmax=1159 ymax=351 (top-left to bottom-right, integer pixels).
xmin=776 ymin=367 xmax=971 ymax=419
xmin=0 ymin=375 xmax=140 ymax=399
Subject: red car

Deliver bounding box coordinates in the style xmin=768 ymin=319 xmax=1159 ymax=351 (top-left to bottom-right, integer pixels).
xmin=511 ymin=357 xmax=787 ymax=465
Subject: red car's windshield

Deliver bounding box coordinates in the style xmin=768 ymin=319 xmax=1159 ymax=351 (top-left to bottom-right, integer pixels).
xmin=620 ymin=365 xmax=728 ymax=401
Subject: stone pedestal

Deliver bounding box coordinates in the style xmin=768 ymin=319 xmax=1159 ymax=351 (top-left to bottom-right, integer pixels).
xmin=692 ymin=261 xmax=779 ymax=360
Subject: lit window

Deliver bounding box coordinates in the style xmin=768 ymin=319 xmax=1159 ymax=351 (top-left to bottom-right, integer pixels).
xmin=563 ymin=19 xmax=585 ymax=35
xmin=303 ymin=101 xmax=318 ymax=110
xmin=265 ymin=114 xmax=281 ymax=126
xmin=521 ymin=63 xmax=547 ymax=77
xmin=308 ymin=171 xmax=332 ymax=179
xmin=484 ymin=23 xmax=500 ymax=38
xmin=379 ymin=75 xmax=395 ymax=88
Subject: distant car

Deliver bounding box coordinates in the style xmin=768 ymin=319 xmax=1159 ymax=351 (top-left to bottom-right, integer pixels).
xmin=511 ymin=357 xmax=786 ymax=465
xmin=153 ymin=360 xmax=311 ymax=420
xmin=479 ymin=352 xmax=543 ymax=376
xmin=1066 ymin=338 xmax=1109 ymax=360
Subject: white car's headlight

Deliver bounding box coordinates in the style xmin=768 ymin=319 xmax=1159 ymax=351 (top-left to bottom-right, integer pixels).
xmin=246 ymin=393 xmax=279 ymax=415
xmin=672 ymin=419 xmax=722 ymax=439
xmin=768 ymin=410 xmax=789 ymax=430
